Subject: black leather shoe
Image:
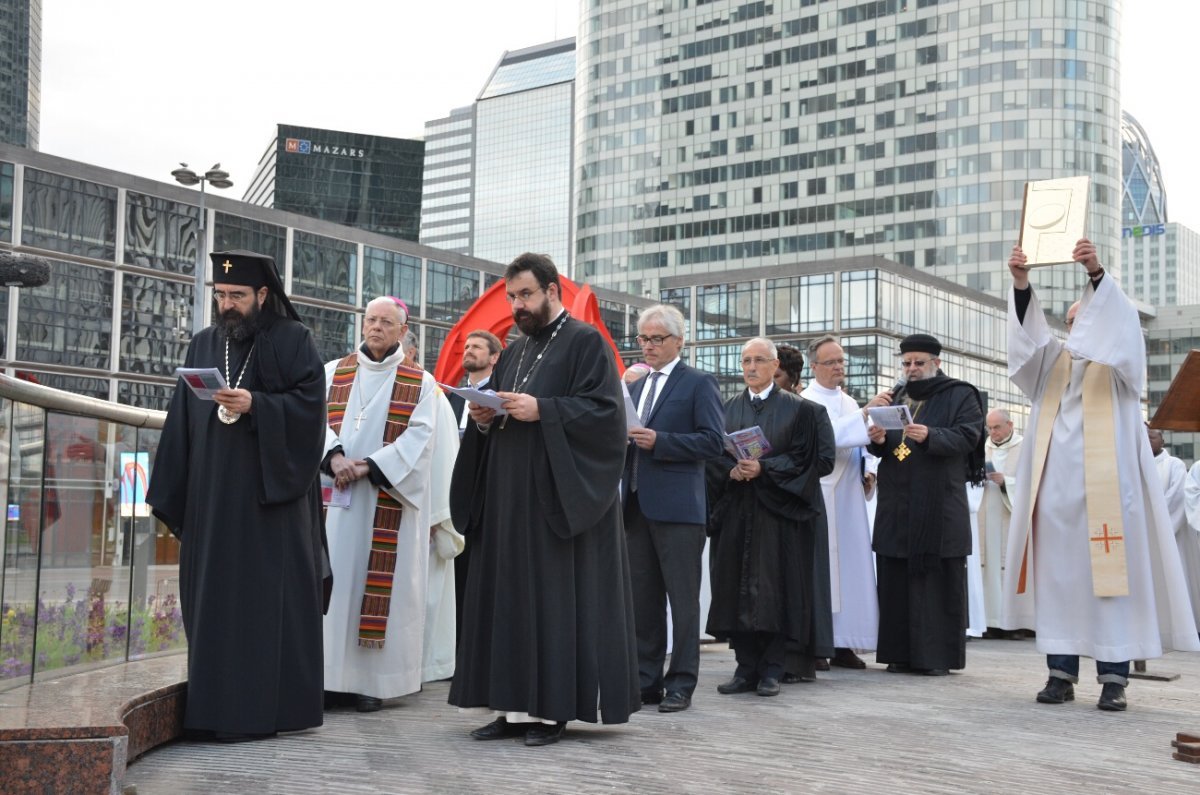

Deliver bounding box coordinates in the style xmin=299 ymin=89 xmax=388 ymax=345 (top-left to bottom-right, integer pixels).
xmin=922 ymin=669 xmax=950 ymax=677
xmin=1098 ymin=682 xmax=1127 ymax=712
xmin=524 ymin=721 xmax=567 ymax=746
xmin=658 ymin=691 xmax=691 ymax=712
xmin=356 ymin=695 xmax=383 ymax=712
xmin=756 ymin=677 xmax=781 ymax=697
xmin=717 ymin=675 xmax=758 ymax=694
xmin=886 ymin=663 xmax=912 ymax=674
xmin=831 ymin=648 xmax=867 ymax=669
xmin=1036 ymin=677 xmax=1075 ymax=704
xmin=470 ymin=717 xmax=526 ymax=740
xmin=640 ymin=688 xmax=664 ymax=705
xmin=323 ymin=690 xmax=355 ymax=709
xmin=781 ymin=673 xmax=803 ymax=684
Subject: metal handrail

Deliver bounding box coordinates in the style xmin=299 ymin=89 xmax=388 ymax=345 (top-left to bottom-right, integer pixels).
xmin=0 ymin=374 xmax=166 ymax=428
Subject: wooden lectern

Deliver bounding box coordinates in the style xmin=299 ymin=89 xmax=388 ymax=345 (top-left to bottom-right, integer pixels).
xmin=1149 ymin=349 xmax=1200 ymax=432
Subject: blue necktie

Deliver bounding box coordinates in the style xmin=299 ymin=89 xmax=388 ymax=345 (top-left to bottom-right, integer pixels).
xmin=630 ymin=372 xmax=662 ymax=493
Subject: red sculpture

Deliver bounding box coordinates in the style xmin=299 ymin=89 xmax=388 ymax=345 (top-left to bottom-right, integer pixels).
xmin=433 ymin=277 xmax=627 ymax=388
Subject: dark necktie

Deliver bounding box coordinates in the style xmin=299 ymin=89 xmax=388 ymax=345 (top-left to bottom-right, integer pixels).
xmin=631 ymin=372 xmax=662 ymax=493
xmin=751 ymin=395 xmax=764 ymax=413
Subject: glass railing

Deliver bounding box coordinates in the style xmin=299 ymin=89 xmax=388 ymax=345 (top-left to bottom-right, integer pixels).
xmin=0 ymin=374 xmax=182 ymax=691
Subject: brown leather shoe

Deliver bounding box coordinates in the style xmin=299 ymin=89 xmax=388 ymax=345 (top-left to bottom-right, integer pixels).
xmin=831 ymin=649 xmax=867 ymax=669
xmin=815 ymin=658 xmax=831 ymax=671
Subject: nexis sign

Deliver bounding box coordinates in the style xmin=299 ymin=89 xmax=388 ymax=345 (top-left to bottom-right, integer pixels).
xmin=284 ymin=138 xmax=366 ymax=158
xmin=1122 ymin=224 xmax=1166 ymax=238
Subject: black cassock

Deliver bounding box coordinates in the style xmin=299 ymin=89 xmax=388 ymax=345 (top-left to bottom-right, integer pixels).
xmin=706 ymin=390 xmax=834 ymax=647
xmin=449 ymin=315 xmax=640 ymax=724
xmin=868 ymin=374 xmax=983 ymax=671
xmin=147 ymin=309 xmax=327 ymax=735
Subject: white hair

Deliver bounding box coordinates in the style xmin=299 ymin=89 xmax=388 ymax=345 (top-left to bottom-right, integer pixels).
xmin=742 ymin=337 xmax=777 ymax=358
xmin=638 ymin=304 xmax=686 ymax=340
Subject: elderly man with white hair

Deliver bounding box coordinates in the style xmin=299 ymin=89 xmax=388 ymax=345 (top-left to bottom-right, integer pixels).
xmin=706 ymin=338 xmax=834 ymax=697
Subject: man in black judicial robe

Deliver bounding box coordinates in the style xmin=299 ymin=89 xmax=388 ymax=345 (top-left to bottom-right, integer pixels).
xmin=867 ymin=333 xmax=985 ymax=676
xmin=706 ymin=338 xmax=835 ymax=697
xmin=449 ymin=253 xmax=639 ymax=748
xmin=147 ymin=250 xmax=328 ymax=741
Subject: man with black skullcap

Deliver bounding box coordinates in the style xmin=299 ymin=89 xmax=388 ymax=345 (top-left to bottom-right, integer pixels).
xmin=148 ymin=250 xmax=328 ymax=742
xmin=866 ymin=334 xmax=984 ymax=676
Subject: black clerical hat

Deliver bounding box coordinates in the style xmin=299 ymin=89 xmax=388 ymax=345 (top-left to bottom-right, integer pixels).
xmin=209 ymin=250 xmax=300 ymax=321
xmin=898 ymin=333 xmax=942 ymax=356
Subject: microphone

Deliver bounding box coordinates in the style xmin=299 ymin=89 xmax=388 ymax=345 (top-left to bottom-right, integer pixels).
xmin=0 ymin=252 xmax=51 ymax=287
xmin=889 ymin=374 xmax=908 ymax=400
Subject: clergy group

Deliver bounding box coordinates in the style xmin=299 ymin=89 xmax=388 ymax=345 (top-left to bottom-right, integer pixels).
xmin=149 ymin=239 xmax=1200 ymax=746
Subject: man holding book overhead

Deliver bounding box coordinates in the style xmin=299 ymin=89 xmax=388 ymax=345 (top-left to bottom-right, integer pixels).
xmin=706 ymin=337 xmax=834 ymax=698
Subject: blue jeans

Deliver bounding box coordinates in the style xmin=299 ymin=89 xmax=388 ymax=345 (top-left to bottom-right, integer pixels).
xmin=1046 ymin=655 xmax=1129 ymax=686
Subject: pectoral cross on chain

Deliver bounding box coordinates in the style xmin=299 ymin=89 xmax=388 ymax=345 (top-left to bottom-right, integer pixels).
xmin=893 ymin=441 xmax=912 ymax=461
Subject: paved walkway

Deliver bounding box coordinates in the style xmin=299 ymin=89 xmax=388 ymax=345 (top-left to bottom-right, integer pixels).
xmin=125 ymin=639 xmax=1200 ymax=794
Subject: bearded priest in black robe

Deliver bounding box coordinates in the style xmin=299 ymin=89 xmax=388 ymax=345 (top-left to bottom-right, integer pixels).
xmin=147 ymin=250 xmax=328 ymax=742
xmin=707 ymin=338 xmax=835 ymax=698
xmin=449 ymin=253 xmax=639 ymax=747
xmin=866 ymin=333 xmax=985 ymax=676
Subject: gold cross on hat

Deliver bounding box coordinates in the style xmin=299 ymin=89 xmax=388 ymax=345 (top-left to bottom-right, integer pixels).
xmin=222 ymin=260 xmax=233 ymax=273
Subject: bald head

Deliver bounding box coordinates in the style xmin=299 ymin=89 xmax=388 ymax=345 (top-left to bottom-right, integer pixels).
xmin=986 ymin=409 xmax=1014 ymax=445
xmin=1066 ymin=301 xmax=1081 ymax=330
xmin=1147 ymin=427 xmax=1164 ymax=456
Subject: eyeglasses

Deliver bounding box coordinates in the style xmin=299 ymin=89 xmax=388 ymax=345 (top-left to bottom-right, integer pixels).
xmin=741 ymin=356 xmax=776 ymax=367
xmin=900 ymin=358 xmax=932 ymax=368
xmin=635 ymin=334 xmax=676 ymax=347
xmin=815 ymin=358 xmax=846 ymax=367
xmin=213 ymin=289 xmax=256 ymax=303
xmin=505 ymin=287 xmax=544 ymax=305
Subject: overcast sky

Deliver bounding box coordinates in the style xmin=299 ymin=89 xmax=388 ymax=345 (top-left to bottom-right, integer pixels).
xmin=38 ymin=1 xmax=1199 ymax=230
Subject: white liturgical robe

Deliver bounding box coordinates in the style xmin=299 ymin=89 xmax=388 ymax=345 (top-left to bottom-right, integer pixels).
xmin=1169 ymin=456 xmax=1200 ymax=634
xmin=965 ymin=483 xmax=986 ymax=637
xmin=1001 ymin=277 xmax=1200 ymax=660
xmin=979 ymin=433 xmax=1022 ymax=627
xmin=423 ymin=389 xmax=463 ymax=682
xmin=322 ymin=348 xmax=439 ymax=699
xmin=800 ymin=382 xmax=878 ymax=649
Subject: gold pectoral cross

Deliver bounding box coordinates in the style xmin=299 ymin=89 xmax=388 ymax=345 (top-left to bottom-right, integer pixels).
xmin=893 ymin=441 xmax=911 ymax=461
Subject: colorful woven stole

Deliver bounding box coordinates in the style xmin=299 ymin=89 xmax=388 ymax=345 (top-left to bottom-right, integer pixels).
xmin=326 ymin=353 xmax=424 ymax=648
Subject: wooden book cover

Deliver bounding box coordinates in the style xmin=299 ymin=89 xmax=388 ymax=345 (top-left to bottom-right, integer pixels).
xmin=1149 ymin=349 xmax=1200 ymax=431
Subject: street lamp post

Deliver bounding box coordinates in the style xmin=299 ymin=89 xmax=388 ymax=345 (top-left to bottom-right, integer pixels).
xmin=171 ymin=163 xmax=233 ymax=336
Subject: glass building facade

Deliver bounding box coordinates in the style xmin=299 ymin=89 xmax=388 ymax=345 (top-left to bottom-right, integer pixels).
xmin=421 ymin=39 xmax=578 ymax=270
xmin=420 ymin=106 xmax=475 ymax=253
xmin=574 ymin=0 xmax=1123 ymax=321
xmin=1121 ymin=111 xmax=1166 ymax=227
xmin=658 ymin=255 xmax=1034 ymax=427
xmin=0 ymin=0 xmax=39 ymax=149
xmin=1146 ymin=304 xmax=1200 ymax=467
xmin=244 ymin=124 xmax=425 ymax=242
xmin=0 ymin=144 xmax=664 ymax=410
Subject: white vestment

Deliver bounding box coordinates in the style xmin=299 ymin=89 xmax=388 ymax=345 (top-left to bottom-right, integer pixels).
xmin=978 ymin=433 xmax=1023 ymax=627
xmin=423 ymin=389 xmax=463 ymax=682
xmin=322 ymin=349 xmax=439 ymax=699
xmin=1000 ymin=278 xmax=1200 ymax=659
xmin=1168 ymin=455 xmax=1200 ymax=633
xmin=965 ymin=483 xmax=986 ymax=637
xmin=800 ymin=383 xmax=878 ymax=649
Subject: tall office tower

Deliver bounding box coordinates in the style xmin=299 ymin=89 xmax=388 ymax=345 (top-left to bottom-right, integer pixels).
xmin=420 ymin=106 xmax=476 ymax=254
xmin=244 ymin=124 xmax=424 ymax=241
xmin=420 ymin=39 xmax=577 ymax=269
xmin=1120 ymin=111 xmax=1166 ymax=227
xmin=574 ymin=0 xmax=1123 ymax=318
xmin=0 ymin=0 xmax=41 ymax=148
xmin=1120 ymin=111 xmax=1200 ymax=306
